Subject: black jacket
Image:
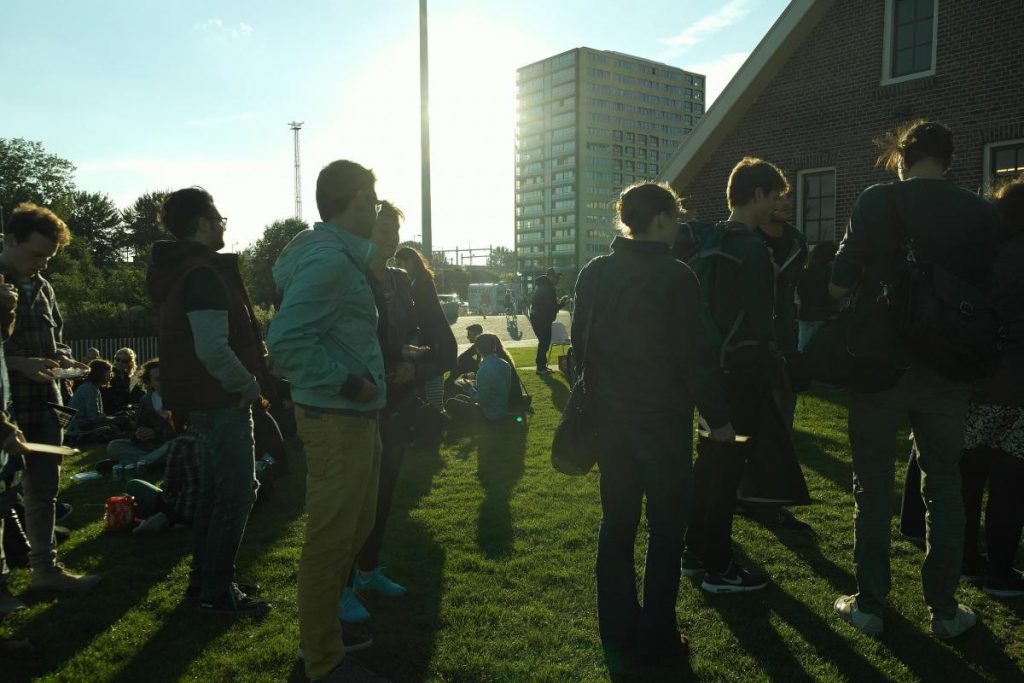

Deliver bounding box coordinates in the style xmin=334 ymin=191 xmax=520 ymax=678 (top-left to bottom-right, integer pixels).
xmin=572 ymin=236 xmax=729 ymax=427
xmin=797 ymin=261 xmax=838 ymax=322
xmin=529 ymin=275 xmax=561 ymax=322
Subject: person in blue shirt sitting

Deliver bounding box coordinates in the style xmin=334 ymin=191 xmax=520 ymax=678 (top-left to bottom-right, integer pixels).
xmin=445 ymin=334 xmax=511 ymax=423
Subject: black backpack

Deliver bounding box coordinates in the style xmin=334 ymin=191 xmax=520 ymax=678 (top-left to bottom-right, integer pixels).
xmin=886 ymin=185 xmax=1000 ymax=383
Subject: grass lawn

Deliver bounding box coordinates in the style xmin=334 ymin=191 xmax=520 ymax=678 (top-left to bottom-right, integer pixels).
xmin=3 ymin=346 xmax=1023 ymax=682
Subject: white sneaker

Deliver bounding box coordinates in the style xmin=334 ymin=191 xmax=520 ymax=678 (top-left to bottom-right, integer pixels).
xmin=931 ymin=604 xmax=978 ymax=639
xmin=834 ymin=595 xmax=883 ymax=635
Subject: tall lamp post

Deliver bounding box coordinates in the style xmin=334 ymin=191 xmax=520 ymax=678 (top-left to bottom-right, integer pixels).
xmin=420 ymin=0 xmax=433 ymax=264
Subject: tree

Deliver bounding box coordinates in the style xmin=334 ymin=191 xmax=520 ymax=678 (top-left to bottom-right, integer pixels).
xmin=0 ymin=138 xmax=76 ymax=228
xmin=65 ymin=191 xmax=126 ymax=268
xmin=120 ymin=190 xmax=169 ymax=262
xmin=242 ymin=217 xmax=309 ymax=306
xmin=486 ymin=245 xmax=516 ymax=273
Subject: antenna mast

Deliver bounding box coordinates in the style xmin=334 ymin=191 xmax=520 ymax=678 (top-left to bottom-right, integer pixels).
xmin=288 ymin=121 xmax=304 ymax=220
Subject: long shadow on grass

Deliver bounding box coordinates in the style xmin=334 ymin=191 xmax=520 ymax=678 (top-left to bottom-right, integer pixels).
xmin=475 ymin=420 xmax=528 ymax=559
xmin=879 ymin=608 xmax=1017 ymax=681
xmin=6 ymin=521 xmax=189 ymax=682
xmin=704 ymin=582 xmax=888 ymax=681
xmin=355 ymin=435 xmax=448 ymax=682
xmin=111 ymin=447 xmax=308 ymax=683
xmin=538 ymin=373 xmax=570 ymax=412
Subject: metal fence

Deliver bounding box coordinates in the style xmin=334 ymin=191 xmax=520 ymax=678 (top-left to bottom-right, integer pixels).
xmin=67 ymin=337 xmax=159 ymax=364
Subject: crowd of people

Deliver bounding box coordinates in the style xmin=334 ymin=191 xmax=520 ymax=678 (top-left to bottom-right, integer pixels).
xmin=0 ymin=118 xmax=1020 ymax=681
xmin=576 ymin=119 xmax=1020 ymax=668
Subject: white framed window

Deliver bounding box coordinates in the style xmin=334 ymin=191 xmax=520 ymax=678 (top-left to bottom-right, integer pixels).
xmin=983 ymin=138 xmax=1024 ymax=189
xmin=881 ymin=0 xmax=938 ymax=85
xmin=796 ymin=167 xmax=837 ymax=244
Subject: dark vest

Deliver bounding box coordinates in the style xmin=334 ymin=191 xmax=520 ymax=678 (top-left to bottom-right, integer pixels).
xmin=158 ymin=254 xmax=267 ymax=412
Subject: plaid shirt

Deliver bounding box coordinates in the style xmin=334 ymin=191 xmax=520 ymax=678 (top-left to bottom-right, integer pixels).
xmin=162 ymin=435 xmax=200 ymax=524
xmin=0 ymin=263 xmax=73 ymax=443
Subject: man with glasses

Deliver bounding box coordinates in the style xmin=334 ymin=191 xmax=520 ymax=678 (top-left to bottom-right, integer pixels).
xmin=147 ymin=187 xmax=270 ymax=615
xmin=268 ymin=160 xmax=390 ymax=682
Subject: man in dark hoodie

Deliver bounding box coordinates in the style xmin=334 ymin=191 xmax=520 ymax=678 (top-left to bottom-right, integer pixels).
xmin=682 ymin=158 xmax=802 ymax=594
xmin=528 ymin=267 xmax=568 ymax=374
xmin=147 ymin=187 xmax=270 ymax=616
xmin=745 ymin=198 xmax=814 ymax=533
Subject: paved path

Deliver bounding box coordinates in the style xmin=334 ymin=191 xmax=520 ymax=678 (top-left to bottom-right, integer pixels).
xmin=451 ymin=310 xmax=573 ymax=350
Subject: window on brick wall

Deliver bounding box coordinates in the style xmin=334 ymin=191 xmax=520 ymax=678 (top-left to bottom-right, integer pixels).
xmin=984 ymin=139 xmax=1024 ymax=188
xmin=797 ymin=168 xmax=836 ymax=244
xmin=882 ymin=0 xmax=937 ymax=85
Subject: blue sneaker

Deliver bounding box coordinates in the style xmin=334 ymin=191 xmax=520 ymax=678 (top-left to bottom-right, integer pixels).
xmin=338 ymin=587 xmax=370 ymax=624
xmin=355 ymin=567 xmax=407 ymax=598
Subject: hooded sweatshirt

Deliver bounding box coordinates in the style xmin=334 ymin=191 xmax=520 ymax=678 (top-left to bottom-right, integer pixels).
xmin=267 ymin=222 xmax=386 ymax=412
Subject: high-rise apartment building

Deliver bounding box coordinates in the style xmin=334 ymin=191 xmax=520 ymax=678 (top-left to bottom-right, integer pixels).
xmin=515 ymin=47 xmax=705 ymax=275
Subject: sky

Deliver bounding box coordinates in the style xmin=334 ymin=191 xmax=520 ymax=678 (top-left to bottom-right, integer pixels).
xmin=0 ymin=0 xmax=788 ymax=253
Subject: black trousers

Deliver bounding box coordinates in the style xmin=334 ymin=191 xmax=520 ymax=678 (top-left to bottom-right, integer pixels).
xmin=685 ymin=439 xmax=746 ymax=573
xmin=986 ymin=450 xmax=1024 ymax=579
xmin=530 ymin=315 xmax=553 ymax=369
xmin=595 ymin=418 xmax=691 ymax=653
xmin=356 ymin=406 xmax=413 ymax=571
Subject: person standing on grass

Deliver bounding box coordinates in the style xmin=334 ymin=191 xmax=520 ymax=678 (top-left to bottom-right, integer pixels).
xmin=573 ymin=182 xmax=734 ymax=666
xmin=147 ymin=187 xmax=271 ymax=616
xmin=829 ymin=121 xmax=998 ymax=639
xmin=682 ymin=158 xmax=801 ymax=595
xmin=394 ymin=245 xmax=457 ymax=412
xmin=796 ymin=241 xmax=838 ymax=351
xmin=267 ymin=160 xmax=391 ymax=683
xmin=342 ymin=201 xmax=428 ymax=624
xmin=740 ymin=194 xmax=814 ymax=533
xmin=0 ymin=203 xmax=97 ymax=593
xmin=0 ymin=263 xmax=35 ymax=656
xmin=964 ymin=175 xmax=1024 ymax=598
xmin=528 ymin=267 xmax=568 ymax=374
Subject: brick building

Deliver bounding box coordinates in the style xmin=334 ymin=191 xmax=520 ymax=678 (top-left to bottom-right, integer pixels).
xmin=661 ymin=0 xmax=1024 ymax=244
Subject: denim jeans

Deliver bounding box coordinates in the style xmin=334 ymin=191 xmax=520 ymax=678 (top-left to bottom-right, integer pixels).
xmin=187 ymin=406 xmax=256 ymax=602
xmin=849 ymin=364 xmax=970 ymax=620
xmin=21 ymin=413 xmax=62 ymax=572
xmin=595 ymin=418 xmax=691 ymax=652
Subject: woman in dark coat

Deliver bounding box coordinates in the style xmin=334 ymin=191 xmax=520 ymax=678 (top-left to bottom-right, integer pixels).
xmin=395 ymin=247 xmax=457 ymax=408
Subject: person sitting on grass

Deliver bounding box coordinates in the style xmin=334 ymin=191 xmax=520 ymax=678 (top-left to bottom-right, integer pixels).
xmin=445 ymin=334 xmax=512 ymax=423
xmin=126 ymin=435 xmax=201 ymax=534
xmin=471 ymin=336 xmax=530 ymax=414
xmin=102 ymin=347 xmax=145 ymax=416
xmin=106 ymin=359 xmax=174 ymax=466
xmin=66 ymin=360 xmax=126 ymax=445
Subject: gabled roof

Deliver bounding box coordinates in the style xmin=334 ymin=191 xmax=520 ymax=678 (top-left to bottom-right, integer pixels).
xmin=660 ymin=0 xmax=834 ymax=189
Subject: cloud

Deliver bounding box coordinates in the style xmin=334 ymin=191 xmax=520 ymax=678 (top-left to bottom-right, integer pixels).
xmin=660 ymin=0 xmax=752 ymax=51
xmin=194 ymin=18 xmax=254 ymax=40
xmin=186 ymin=111 xmax=261 ymax=127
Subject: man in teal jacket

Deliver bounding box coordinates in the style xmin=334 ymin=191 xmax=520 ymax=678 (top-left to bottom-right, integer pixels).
xmin=267 ymin=160 xmax=389 ymax=683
